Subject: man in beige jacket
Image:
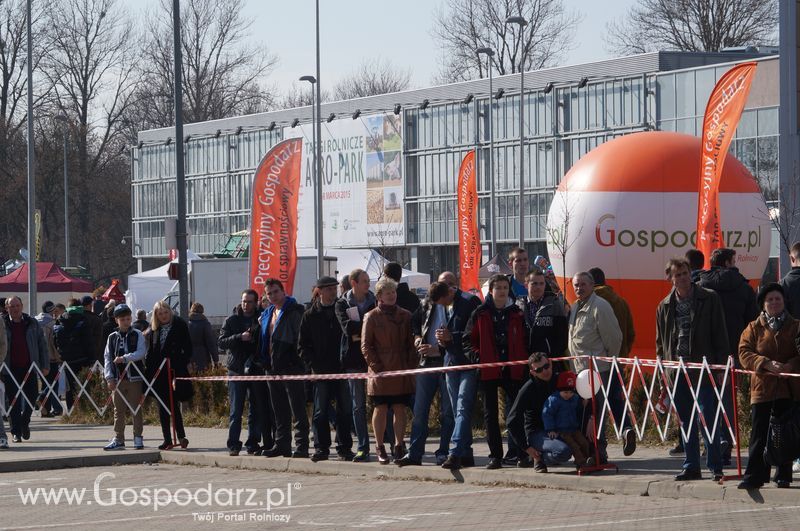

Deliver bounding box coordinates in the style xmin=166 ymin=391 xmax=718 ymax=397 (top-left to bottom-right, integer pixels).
xmin=568 ymin=271 xmax=635 ymax=459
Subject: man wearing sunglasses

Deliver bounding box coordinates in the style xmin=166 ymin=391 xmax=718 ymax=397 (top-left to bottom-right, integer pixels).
xmin=507 ymin=352 xmax=573 ymax=471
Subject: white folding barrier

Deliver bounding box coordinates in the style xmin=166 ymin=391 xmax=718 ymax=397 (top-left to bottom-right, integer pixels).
xmin=0 ymin=359 xmax=170 ymax=418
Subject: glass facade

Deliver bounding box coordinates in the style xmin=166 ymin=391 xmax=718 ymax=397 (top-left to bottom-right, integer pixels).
xmin=131 ymin=53 xmax=778 ymax=276
xmin=132 ymin=129 xmax=283 ymax=257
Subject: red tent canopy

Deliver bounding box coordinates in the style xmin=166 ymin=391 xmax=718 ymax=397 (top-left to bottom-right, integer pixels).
xmin=102 ymin=279 xmax=126 ymax=303
xmin=0 ymin=262 xmax=93 ymax=292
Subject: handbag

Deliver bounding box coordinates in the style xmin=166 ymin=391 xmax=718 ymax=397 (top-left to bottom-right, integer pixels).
xmin=763 ymin=381 xmax=800 ymax=466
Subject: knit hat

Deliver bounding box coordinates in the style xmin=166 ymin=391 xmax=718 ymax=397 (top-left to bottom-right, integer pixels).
xmin=41 ymin=301 xmax=55 ymax=313
xmin=757 ymin=282 xmax=785 ymax=309
xmin=556 ymin=371 xmax=577 ymax=391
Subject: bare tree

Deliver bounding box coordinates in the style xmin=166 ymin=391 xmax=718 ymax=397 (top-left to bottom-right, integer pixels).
xmin=126 ymin=0 xmax=277 ymax=135
xmin=279 ymin=82 xmax=329 ymax=110
xmin=332 ymin=58 xmax=411 ymax=100
xmin=605 ymin=0 xmax=779 ymax=55
xmin=43 ymin=0 xmax=137 ymax=275
xmin=0 ymin=1 xmax=51 ymax=255
xmin=431 ymin=0 xmax=580 ymax=83
xmin=753 ymin=144 xmax=800 ymax=264
xmin=545 ymin=186 xmax=584 ymax=295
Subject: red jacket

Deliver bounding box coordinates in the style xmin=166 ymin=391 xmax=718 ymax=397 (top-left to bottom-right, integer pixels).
xmin=464 ymin=301 xmax=528 ymax=381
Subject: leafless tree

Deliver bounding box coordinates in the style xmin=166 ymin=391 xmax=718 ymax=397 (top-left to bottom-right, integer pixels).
xmin=431 ymin=0 xmax=580 ymax=83
xmin=279 ymin=82 xmax=330 ymax=110
xmin=0 ymin=0 xmax=51 ymax=257
xmin=43 ymin=0 xmax=137 ymax=274
xmin=753 ymin=148 xmax=800 ymax=263
xmin=126 ymin=0 xmax=277 ymax=135
xmin=605 ymin=0 xmax=779 ymax=55
xmin=332 ymin=58 xmax=411 ymax=100
xmin=546 ymin=186 xmax=584 ymax=295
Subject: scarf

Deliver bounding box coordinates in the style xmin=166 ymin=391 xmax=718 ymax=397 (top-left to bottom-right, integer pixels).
xmin=763 ymin=310 xmax=787 ymax=331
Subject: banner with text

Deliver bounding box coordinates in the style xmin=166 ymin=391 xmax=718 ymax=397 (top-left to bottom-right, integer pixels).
xmin=249 ymin=138 xmax=302 ymax=297
xmin=285 ymin=113 xmax=404 ymax=248
xmin=696 ymin=62 xmax=757 ymax=268
xmin=457 ymin=150 xmax=480 ymax=295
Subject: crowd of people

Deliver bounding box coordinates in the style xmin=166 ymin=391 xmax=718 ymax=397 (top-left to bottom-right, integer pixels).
xmin=1 ymin=244 xmax=799 ymax=491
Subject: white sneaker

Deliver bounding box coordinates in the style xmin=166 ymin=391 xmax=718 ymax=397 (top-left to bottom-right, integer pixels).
xmin=793 ymin=460 xmax=800 ymax=473
xmin=0 ymin=437 xmax=8 ymax=449
xmin=134 ymin=436 xmax=144 ymax=450
xmin=104 ymin=438 xmax=125 ymax=451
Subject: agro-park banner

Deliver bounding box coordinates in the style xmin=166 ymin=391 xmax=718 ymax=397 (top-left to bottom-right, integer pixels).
xmin=285 ymin=113 xmax=404 ymax=248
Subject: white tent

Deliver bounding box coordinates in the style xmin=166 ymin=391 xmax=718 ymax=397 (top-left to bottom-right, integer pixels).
xmin=327 ymin=248 xmax=430 ymax=292
xmin=125 ymin=251 xmax=201 ymax=313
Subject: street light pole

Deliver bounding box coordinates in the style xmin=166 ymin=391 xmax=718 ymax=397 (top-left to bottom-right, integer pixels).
xmin=300 ymin=76 xmax=318 ymax=256
xmin=477 ymin=47 xmax=496 ymax=257
xmin=172 ymin=0 xmax=189 ymax=318
xmin=56 ymin=114 xmax=70 ymax=267
xmin=314 ymin=0 xmax=324 ymax=279
xmin=506 ymin=15 xmax=528 ymax=249
xmin=26 ymin=0 xmax=36 ymax=310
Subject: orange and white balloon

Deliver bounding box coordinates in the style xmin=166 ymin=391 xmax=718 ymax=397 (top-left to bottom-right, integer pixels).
xmin=546 ymin=131 xmax=770 ymax=358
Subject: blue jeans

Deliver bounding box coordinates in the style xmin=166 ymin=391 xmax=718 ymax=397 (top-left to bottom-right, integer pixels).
xmin=674 ymin=376 xmax=722 ymax=474
xmin=313 ymin=380 xmax=353 ymax=454
xmin=347 ymin=370 xmax=370 ymax=452
xmin=445 ymin=368 xmax=477 ymax=458
xmin=408 ymin=372 xmax=453 ymax=461
xmin=228 ymin=379 xmax=269 ymax=451
xmin=529 ymin=430 xmax=573 ymax=465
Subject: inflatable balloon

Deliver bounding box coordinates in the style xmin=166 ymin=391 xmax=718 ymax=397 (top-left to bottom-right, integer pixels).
xmin=576 ymin=369 xmax=603 ymax=399
xmin=546 ymin=132 xmax=770 ymax=359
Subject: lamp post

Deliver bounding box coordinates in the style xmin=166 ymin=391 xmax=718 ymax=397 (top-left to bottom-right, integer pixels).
xmin=172 ymin=0 xmax=189 ymax=318
xmin=55 ymin=114 xmax=70 ymax=267
xmin=299 ymin=75 xmax=319 ymax=256
xmin=313 ymin=0 xmax=324 ymax=279
xmin=505 ymin=15 xmax=528 ymax=249
xmin=476 ymin=47 xmax=496 ymax=257
xmin=26 ymin=0 xmax=36 ymax=310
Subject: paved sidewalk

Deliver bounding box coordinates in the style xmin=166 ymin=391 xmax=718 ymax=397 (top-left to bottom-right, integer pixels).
xmin=0 ymin=417 xmax=797 ymax=507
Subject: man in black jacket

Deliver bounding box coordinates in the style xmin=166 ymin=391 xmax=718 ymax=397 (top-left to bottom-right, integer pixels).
xmin=299 ymin=276 xmax=354 ymax=462
xmin=383 ymin=262 xmax=421 ymax=315
xmin=506 ymin=352 xmax=573 ymax=472
xmin=81 ymin=296 xmax=104 ymax=364
xmin=218 ymin=289 xmax=272 ymax=456
xmin=434 ymin=272 xmax=481 ymax=469
xmin=335 ymin=269 xmax=378 ymax=462
xmin=697 ymin=247 xmax=757 ymax=463
xmin=259 ymin=279 xmax=309 ymax=458
xmin=517 ymin=269 xmax=567 ymax=357
xmin=54 ymin=299 xmax=93 ymax=411
xmin=396 ymin=279 xmax=456 ymax=467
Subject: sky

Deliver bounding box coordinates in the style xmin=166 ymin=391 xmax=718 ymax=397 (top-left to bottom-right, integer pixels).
xmin=124 ymin=0 xmax=634 ymax=98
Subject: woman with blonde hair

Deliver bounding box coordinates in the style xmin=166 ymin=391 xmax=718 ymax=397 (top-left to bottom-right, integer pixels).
xmin=361 ymin=278 xmax=417 ymax=464
xmin=146 ymin=301 xmax=193 ymax=449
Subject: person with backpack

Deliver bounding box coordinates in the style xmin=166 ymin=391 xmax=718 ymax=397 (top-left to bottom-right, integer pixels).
xmin=54 ymin=299 xmax=93 ymax=411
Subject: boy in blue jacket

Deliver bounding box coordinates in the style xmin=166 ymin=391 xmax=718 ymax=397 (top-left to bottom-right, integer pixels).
xmin=542 ymin=371 xmax=592 ymax=468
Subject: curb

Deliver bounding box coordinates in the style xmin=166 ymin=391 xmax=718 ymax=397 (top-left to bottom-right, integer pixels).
xmin=0 ymin=451 xmax=162 ymax=473
xmin=159 ymin=450 xmax=799 ymax=506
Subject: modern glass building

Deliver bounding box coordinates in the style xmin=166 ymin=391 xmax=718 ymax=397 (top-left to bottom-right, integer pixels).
xmin=131 ymin=50 xmax=778 ymax=277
